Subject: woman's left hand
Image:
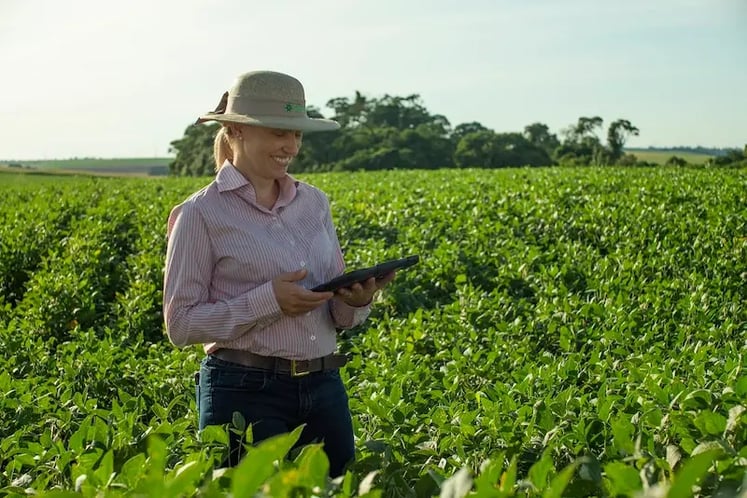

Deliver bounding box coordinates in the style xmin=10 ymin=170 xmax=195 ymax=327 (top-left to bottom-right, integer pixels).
xmin=335 ymin=271 xmax=397 ymax=307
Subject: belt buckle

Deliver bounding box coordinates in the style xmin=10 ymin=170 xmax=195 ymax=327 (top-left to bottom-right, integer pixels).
xmin=290 ymin=359 xmax=310 ymax=377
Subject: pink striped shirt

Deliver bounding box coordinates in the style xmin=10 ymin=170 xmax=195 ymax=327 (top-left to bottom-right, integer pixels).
xmin=163 ymin=161 xmax=370 ymax=359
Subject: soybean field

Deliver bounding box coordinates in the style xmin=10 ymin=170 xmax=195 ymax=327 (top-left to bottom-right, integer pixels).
xmin=0 ymin=167 xmax=745 ymax=497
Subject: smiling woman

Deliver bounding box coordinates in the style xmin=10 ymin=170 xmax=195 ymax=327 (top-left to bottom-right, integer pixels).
xmin=162 ymin=70 xmax=398 ymax=478
xmin=212 ymin=125 xmax=304 ymax=208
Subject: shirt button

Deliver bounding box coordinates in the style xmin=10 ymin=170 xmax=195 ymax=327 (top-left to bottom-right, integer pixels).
xmin=310 ymin=335 xmax=316 ymax=341
xmin=300 ymin=261 xmax=306 ymax=267
xmin=290 ymin=240 xmax=296 ymax=246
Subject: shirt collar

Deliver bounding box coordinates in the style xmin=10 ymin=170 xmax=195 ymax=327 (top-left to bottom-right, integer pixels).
xmin=216 ymin=160 xmax=298 ymax=209
xmin=216 ymin=160 xmax=249 ymax=192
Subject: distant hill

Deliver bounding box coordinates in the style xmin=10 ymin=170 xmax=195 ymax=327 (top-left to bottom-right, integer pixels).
xmin=0 ymin=157 xmax=172 ymax=176
xmin=624 ymin=147 xmax=731 ymax=165
xmin=626 ymin=146 xmax=736 ymax=157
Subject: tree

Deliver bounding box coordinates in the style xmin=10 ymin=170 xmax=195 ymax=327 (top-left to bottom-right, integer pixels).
xmin=666 ymin=156 xmax=687 ymax=167
xmin=316 ymin=92 xmax=453 ymax=170
xmin=454 ymin=131 xmax=496 ymax=168
xmin=451 ymin=122 xmax=490 ymax=144
xmin=391 ymin=125 xmax=455 ymax=169
xmin=554 ymin=116 xmax=605 ymax=165
xmin=564 ymin=116 xmax=603 ymax=143
xmin=454 ymin=131 xmax=551 ymax=168
xmin=554 ymin=116 xmax=640 ymax=166
xmin=168 ymin=123 xmax=220 ymax=176
xmin=326 ymin=91 xmax=369 ymax=128
xmin=607 ymin=119 xmax=640 ymax=161
xmin=524 ymin=122 xmax=560 ymax=157
xmin=710 ymin=148 xmax=747 ymax=166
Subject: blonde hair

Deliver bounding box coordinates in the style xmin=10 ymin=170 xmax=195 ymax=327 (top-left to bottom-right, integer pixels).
xmin=214 ymin=126 xmax=234 ymax=172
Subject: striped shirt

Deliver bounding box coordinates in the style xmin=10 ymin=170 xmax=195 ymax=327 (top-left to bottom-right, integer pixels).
xmin=163 ymin=161 xmax=370 ymax=359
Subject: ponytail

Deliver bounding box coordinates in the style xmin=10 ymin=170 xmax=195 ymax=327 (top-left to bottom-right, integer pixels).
xmin=214 ymin=126 xmax=234 ymax=172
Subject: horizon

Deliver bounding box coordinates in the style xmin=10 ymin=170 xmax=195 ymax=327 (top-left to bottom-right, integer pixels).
xmin=1 ymin=0 xmax=745 ymax=159
xmin=3 ymin=144 xmax=741 ymax=163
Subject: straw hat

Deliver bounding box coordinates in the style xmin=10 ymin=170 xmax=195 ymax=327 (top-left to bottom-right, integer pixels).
xmin=195 ymin=70 xmax=340 ymax=132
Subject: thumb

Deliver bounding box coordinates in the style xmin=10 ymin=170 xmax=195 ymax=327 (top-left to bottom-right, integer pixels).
xmin=279 ymin=269 xmax=307 ymax=282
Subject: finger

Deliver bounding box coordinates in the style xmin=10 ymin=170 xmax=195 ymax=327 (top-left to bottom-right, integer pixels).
xmin=375 ymin=271 xmax=397 ymax=288
xmin=295 ymin=288 xmax=334 ymax=303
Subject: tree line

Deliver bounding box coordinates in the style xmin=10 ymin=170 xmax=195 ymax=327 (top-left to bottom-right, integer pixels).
xmin=168 ymin=92 xmax=744 ymax=176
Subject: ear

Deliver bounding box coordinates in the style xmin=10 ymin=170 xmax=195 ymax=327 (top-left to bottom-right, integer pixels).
xmin=227 ymin=124 xmax=244 ymax=140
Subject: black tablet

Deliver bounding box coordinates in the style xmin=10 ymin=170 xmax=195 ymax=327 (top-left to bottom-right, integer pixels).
xmin=311 ymin=255 xmax=419 ymax=292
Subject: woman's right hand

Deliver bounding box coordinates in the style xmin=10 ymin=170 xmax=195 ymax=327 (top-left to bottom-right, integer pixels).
xmin=272 ymin=269 xmax=334 ymax=316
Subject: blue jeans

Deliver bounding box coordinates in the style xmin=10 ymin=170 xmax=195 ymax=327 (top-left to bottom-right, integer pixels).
xmin=196 ymin=355 xmax=355 ymax=477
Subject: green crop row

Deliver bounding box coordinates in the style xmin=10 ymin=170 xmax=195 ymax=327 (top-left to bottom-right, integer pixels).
xmin=0 ymin=167 xmax=745 ymax=497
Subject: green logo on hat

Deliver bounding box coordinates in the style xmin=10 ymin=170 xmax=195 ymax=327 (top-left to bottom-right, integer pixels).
xmin=284 ymin=103 xmax=305 ymax=113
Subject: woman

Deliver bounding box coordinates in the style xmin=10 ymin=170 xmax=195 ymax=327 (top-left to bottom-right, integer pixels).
xmin=163 ymin=70 xmax=395 ymax=477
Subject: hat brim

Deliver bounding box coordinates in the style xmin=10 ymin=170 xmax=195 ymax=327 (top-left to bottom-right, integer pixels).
xmin=196 ymin=113 xmax=340 ymax=132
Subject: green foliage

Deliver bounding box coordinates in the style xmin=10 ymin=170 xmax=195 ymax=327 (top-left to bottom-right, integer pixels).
xmin=523 ymin=123 xmax=560 ymax=157
xmin=454 ymin=131 xmax=551 ymax=168
xmin=666 ymin=156 xmax=688 ymax=167
xmin=606 ymin=119 xmax=640 ymax=161
xmin=1 ymin=167 xmax=746 ymax=497
xmin=707 ymin=146 xmax=747 ymax=168
xmin=167 ymin=90 xmax=659 ymax=174
xmin=168 ymin=123 xmax=220 ymax=177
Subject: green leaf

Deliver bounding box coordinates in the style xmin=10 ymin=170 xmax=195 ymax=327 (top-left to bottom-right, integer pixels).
xmin=528 ymin=449 xmax=554 ymax=491
xmin=542 ymin=460 xmax=579 ymax=498
xmin=500 ymin=455 xmax=518 ymax=495
xmin=439 ymin=468 xmax=473 ymax=498
xmin=119 ymin=453 xmax=146 ymax=487
xmin=603 ymin=462 xmax=641 ymax=496
xmin=681 ymin=389 xmax=713 ymax=410
xmin=232 ymin=411 xmax=246 ymax=434
xmin=691 ymin=440 xmax=730 ymax=457
xmin=165 ymin=460 xmax=203 ymax=496
xmin=414 ymin=471 xmax=441 ymax=498
xmin=93 ymin=450 xmax=114 ymax=487
xmin=667 ymin=449 xmax=720 ymax=498
xmin=735 ymin=376 xmax=747 ymax=396
xmin=611 ymin=417 xmax=635 ymax=455
xmin=230 ymin=425 xmax=304 ymax=498
xmin=693 ymin=410 xmax=727 ymax=436
xmin=473 ymin=457 xmax=506 ymax=496
xmin=295 ymin=443 xmax=329 ymax=487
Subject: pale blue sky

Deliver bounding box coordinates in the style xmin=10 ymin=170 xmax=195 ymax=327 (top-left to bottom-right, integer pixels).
xmin=1 ymin=0 xmax=744 ymax=159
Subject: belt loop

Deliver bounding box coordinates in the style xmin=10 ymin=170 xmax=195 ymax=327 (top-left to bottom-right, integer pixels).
xmin=321 ymin=356 xmax=326 ymax=371
xmin=273 ymin=356 xmax=279 ymax=375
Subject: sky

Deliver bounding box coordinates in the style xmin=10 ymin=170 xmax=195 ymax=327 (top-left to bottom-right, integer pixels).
xmin=1 ymin=0 xmax=745 ymax=159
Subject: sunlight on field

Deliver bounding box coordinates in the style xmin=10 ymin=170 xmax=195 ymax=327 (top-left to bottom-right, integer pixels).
xmin=0 ymin=157 xmax=172 ymax=177
xmin=1 ymin=167 xmax=745 ymax=496
xmin=627 ymin=149 xmax=713 ymax=164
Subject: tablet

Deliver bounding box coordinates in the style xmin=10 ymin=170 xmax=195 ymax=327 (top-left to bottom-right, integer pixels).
xmin=311 ymin=255 xmax=420 ymax=292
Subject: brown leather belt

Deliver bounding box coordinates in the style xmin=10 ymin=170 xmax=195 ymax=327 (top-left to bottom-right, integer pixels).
xmin=210 ymin=349 xmax=348 ymax=377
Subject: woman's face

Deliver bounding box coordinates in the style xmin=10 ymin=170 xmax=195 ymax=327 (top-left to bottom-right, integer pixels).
xmin=236 ymin=125 xmax=303 ymax=179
